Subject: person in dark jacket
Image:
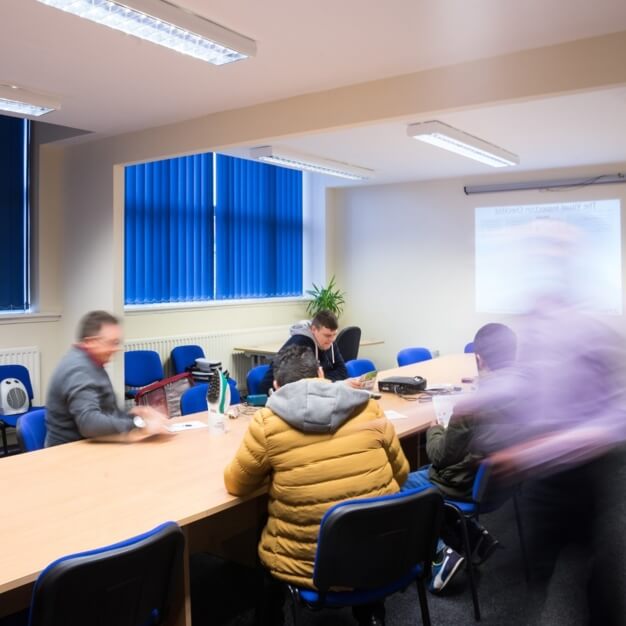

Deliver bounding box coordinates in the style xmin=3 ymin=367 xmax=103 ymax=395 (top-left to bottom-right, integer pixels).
xmin=402 ymin=323 xmax=517 ymax=593
xmin=258 ymin=309 xmax=348 ymax=395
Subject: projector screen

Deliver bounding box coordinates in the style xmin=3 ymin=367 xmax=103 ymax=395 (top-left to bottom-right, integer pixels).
xmin=475 ymin=199 xmax=622 ymax=314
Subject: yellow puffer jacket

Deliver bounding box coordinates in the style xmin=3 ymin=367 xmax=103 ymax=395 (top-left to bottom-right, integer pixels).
xmin=223 ymin=379 xmax=409 ymax=588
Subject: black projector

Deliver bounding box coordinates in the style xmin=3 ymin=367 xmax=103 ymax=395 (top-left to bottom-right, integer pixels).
xmin=378 ymin=376 xmax=427 ymax=395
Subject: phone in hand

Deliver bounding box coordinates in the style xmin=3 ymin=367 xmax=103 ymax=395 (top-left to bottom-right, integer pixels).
xmin=358 ymin=370 xmax=377 ymax=390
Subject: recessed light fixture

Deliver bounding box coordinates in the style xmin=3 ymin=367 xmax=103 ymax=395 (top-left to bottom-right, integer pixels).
xmin=0 ymin=84 xmax=60 ymax=117
xmin=407 ymin=120 xmax=519 ymax=168
xmin=36 ymin=0 xmax=256 ymax=65
xmin=250 ymin=146 xmax=373 ymax=181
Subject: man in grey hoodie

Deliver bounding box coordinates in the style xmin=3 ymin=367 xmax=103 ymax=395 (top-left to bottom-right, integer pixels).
xmin=258 ymin=309 xmax=348 ymax=395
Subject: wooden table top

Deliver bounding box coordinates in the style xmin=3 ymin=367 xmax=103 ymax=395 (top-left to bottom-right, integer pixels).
xmin=0 ymin=353 xmax=475 ymax=598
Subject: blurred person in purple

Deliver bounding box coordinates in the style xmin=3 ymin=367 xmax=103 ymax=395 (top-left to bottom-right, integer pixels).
xmin=484 ymin=217 xmax=626 ymax=624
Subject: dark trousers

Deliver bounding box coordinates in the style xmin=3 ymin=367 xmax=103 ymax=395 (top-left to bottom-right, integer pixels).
xmin=520 ymin=447 xmax=626 ymax=625
xmin=256 ymin=571 xmax=385 ymax=625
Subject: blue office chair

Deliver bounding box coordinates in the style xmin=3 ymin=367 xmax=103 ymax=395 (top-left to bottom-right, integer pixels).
xmin=0 ymin=364 xmax=43 ymax=456
xmin=335 ymin=326 xmax=361 ymax=362
xmin=180 ymin=383 xmax=208 ymax=416
xmin=180 ymin=379 xmax=240 ymax=415
xmin=464 ymin=342 xmax=475 ymax=354
xmin=345 ymin=359 xmax=376 ymax=378
xmin=27 ymin=521 xmax=184 ymax=626
xmin=444 ymin=460 xmax=529 ymax=620
xmin=124 ymin=350 xmax=164 ymax=399
xmin=171 ymin=344 xmax=205 ymax=375
xmin=284 ymin=488 xmax=443 ymax=626
xmin=396 ymin=347 xmax=433 ymax=367
xmin=246 ymin=364 xmax=270 ymax=396
xmin=16 ymin=408 xmax=46 ymax=452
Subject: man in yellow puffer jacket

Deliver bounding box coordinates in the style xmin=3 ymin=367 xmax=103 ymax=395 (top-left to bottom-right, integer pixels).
xmin=224 ymin=344 xmax=409 ymax=625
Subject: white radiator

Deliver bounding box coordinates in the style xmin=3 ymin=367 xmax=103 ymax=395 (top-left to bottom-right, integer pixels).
xmin=125 ymin=325 xmax=290 ymax=390
xmin=0 ymin=346 xmax=41 ymax=404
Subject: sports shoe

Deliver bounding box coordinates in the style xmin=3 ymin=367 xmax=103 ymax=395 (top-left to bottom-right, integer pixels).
xmin=471 ymin=529 xmax=500 ymax=566
xmin=429 ymin=547 xmax=465 ymax=593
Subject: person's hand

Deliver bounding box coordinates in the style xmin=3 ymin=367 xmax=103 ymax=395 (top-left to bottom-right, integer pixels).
xmin=130 ymin=406 xmax=173 ymax=437
xmin=346 ymin=378 xmax=364 ymax=389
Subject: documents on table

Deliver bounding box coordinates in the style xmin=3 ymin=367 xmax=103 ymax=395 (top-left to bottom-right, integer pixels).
xmin=384 ymin=410 xmax=408 ymax=421
xmin=167 ymin=421 xmax=208 ymax=432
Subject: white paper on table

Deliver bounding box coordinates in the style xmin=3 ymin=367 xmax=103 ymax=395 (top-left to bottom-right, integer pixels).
xmin=384 ymin=410 xmax=408 ymax=421
xmin=167 ymin=420 xmax=208 ymax=432
xmin=432 ymin=394 xmax=463 ymax=428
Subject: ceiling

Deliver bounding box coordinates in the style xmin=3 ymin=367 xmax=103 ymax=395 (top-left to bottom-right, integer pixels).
xmin=4 ymin=0 xmax=626 ymax=184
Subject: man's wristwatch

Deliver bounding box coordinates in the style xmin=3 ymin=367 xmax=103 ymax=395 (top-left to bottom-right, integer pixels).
xmin=133 ymin=416 xmax=146 ymax=429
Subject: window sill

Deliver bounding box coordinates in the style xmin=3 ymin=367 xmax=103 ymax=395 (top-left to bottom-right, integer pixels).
xmin=125 ymin=297 xmax=309 ymax=315
xmin=0 ymin=312 xmax=62 ymax=325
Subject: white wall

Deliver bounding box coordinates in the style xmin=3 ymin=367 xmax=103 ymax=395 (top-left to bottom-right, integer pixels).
xmin=6 ymin=32 xmax=626 ymax=398
xmin=329 ymin=163 xmax=626 ymax=370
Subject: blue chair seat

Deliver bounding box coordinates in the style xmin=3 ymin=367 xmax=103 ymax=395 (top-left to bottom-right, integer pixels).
xmin=0 ymin=405 xmax=44 ymax=428
xmin=298 ymin=564 xmax=423 ymax=607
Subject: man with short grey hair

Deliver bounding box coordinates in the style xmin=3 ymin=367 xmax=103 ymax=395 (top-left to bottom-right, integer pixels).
xmin=45 ymin=310 xmax=170 ymax=447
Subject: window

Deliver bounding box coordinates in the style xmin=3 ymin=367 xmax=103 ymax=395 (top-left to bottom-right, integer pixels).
xmin=124 ymin=152 xmax=303 ymax=305
xmin=0 ymin=114 xmax=30 ymax=312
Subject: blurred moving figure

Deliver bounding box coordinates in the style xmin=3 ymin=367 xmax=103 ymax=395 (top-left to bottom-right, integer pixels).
xmin=484 ymin=218 xmax=626 ymax=624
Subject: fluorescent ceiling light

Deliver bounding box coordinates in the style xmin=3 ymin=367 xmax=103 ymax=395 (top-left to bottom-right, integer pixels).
xmin=250 ymin=146 xmax=373 ymax=181
xmin=0 ymin=84 xmax=60 ymax=117
xmin=36 ymin=0 xmax=256 ymax=65
xmin=407 ymin=120 xmax=519 ymax=168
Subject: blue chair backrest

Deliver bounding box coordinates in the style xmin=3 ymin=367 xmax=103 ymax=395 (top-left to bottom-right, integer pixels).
xmin=345 ymin=359 xmax=376 ymax=378
xmin=124 ymin=350 xmax=164 ymax=388
xmin=313 ymin=488 xmax=443 ymax=592
xmin=28 ymin=521 xmax=184 ymax=626
xmin=171 ymin=345 xmax=205 ymax=375
xmin=0 ymin=364 xmax=34 ymax=401
xmin=471 ymin=459 xmax=511 ymax=508
xmin=396 ymin=347 xmax=432 ymax=367
xmin=247 ymin=364 xmax=270 ymax=395
xmin=464 ymin=342 xmax=475 ymax=354
xmin=180 ymin=384 xmax=208 ymax=416
xmin=16 ymin=408 xmax=46 ymax=452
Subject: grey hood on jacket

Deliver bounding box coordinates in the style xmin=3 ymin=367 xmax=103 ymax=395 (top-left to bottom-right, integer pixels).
xmin=266 ymin=379 xmax=371 ymax=434
xmin=289 ymin=320 xmax=336 ymax=363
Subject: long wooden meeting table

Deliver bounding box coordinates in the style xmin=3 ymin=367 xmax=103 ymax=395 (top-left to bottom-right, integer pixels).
xmin=0 ymin=354 xmax=475 ymax=625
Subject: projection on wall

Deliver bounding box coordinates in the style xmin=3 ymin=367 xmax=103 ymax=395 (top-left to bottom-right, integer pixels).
xmin=475 ymin=199 xmax=622 ymax=314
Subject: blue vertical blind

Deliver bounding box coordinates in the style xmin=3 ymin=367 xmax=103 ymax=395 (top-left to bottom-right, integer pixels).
xmin=124 ymin=153 xmax=303 ymax=304
xmin=0 ymin=115 xmax=29 ymax=311
xmin=125 ymin=154 xmax=214 ymax=304
xmin=216 ymin=155 xmax=302 ymax=299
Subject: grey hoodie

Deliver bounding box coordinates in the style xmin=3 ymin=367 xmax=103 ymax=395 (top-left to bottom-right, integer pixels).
xmin=289 ymin=320 xmax=336 ymax=363
xmin=258 ymin=321 xmax=349 ymax=395
xmin=266 ymin=379 xmax=371 ymax=434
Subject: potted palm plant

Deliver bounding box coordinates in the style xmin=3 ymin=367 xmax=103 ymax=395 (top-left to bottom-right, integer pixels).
xmin=305 ymin=276 xmax=346 ymax=318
